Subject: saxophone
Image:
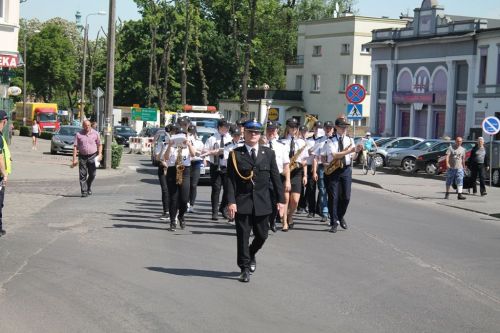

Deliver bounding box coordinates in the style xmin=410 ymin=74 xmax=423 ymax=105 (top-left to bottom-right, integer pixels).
xmin=289 ymin=144 xmax=307 ymax=172
xmin=324 ymin=142 xmax=353 ymax=176
xmin=175 ymin=145 xmax=185 ymax=185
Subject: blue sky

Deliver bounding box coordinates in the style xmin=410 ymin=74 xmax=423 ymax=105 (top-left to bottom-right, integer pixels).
xmin=21 ymin=0 xmax=500 ymax=38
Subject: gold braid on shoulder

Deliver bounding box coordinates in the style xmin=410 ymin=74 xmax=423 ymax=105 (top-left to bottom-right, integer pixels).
xmin=230 ymin=150 xmax=254 ymax=181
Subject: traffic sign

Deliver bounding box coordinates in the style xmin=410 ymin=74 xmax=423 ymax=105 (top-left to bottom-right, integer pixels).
xmin=141 ymin=108 xmax=158 ymax=121
xmin=268 ymin=108 xmax=279 ymax=121
xmin=346 ymin=104 xmax=363 ymax=120
xmin=345 ymin=84 xmax=366 ymax=104
xmin=482 ymin=116 xmax=500 ymax=135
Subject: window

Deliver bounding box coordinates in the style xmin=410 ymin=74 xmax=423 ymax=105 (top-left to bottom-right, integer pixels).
xmin=479 ymin=47 xmax=488 ymax=85
xmin=295 ymin=75 xmax=302 ymax=90
xmin=354 ymin=75 xmax=370 ymax=92
xmin=312 ymin=45 xmax=322 ymax=57
xmin=311 ymin=74 xmax=320 ymax=92
xmin=340 ymin=74 xmax=351 ymax=92
xmin=341 ymin=43 xmax=350 ymax=55
xmin=361 ymin=45 xmax=371 ymax=54
xmin=497 ymin=47 xmax=500 ymax=85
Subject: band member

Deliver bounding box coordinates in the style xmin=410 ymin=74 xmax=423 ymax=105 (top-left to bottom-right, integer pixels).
xmin=261 ymin=121 xmax=291 ymax=232
xmin=156 ymin=125 xmax=172 ymax=220
xmin=304 ymin=121 xmax=326 ymax=219
xmin=297 ymin=125 xmax=309 ymax=213
xmin=227 ymin=120 xmax=285 ymax=283
xmin=188 ymin=124 xmax=204 ymax=213
xmin=163 ymin=125 xmax=196 ymax=231
xmin=280 ymin=118 xmax=308 ymax=231
xmin=312 ymin=120 xmax=334 ymax=222
xmin=322 ymin=118 xmax=360 ymax=233
xmin=204 ymin=119 xmax=232 ymax=220
xmin=222 ymin=126 xmax=244 ymax=222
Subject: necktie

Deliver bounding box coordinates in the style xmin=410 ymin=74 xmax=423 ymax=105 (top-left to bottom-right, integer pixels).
xmin=219 ymin=135 xmax=224 ymax=161
xmin=289 ymin=137 xmax=295 ymax=158
xmin=251 ymin=148 xmax=256 ymax=162
xmin=269 ymin=140 xmax=273 ymax=150
xmin=338 ymin=136 xmax=347 ymax=166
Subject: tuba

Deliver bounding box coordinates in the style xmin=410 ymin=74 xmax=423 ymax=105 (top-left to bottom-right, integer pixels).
xmin=175 ymin=145 xmax=185 ymax=185
xmin=324 ymin=143 xmax=352 ymax=175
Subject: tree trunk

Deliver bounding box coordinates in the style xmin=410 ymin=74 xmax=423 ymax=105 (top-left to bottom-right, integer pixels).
xmin=181 ymin=0 xmax=190 ymax=106
xmin=284 ymin=0 xmax=296 ymax=65
xmin=240 ymin=0 xmax=257 ymax=113
xmin=148 ymin=26 xmax=157 ymax=107
xmin=193 ymin=7 xmax=208 ymax=106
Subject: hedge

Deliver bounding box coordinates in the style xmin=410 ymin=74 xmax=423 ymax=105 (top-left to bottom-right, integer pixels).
xmin=39 ymin=132 xmax=53 ymax=140
xmin=111 ymin=143 xmax=123 ymax=169
xmin=19 ymin=126 xmax=30 ymax=137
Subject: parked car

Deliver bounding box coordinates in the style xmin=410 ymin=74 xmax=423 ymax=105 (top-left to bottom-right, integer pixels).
xmin=114 ymin=126 xmax=137 ymax=147
xmin=50 ymin=125 xmax=82 ymax=155
xmin=139 ymin=126 xmax=161 ymax=138
xmin=415 ymin=140 xmax=476 ymax=175
xmin=386 ymin=139 xmax=443 ymax=172
xmin=373 ymin=137 xmax=424 ymax=167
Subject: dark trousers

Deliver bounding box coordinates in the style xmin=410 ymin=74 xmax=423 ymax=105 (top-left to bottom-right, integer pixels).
xmin=326 ymin=166 xmax=352 ymax=224
xmin=471 ymin=164 xmax=487 ymax=194
xmin=316 ymin=165 xmax=328 ymax=217
xmin=210 ymin=164 xmax=227 ymax=214
xmin=304 ymin=166 xmax=316 ymax=215
xmin=157 ymin=166 xmax=168 ymax=213
xmin=166 ymin=166 xmax=191 ymax=223
xmin=0 ymin=185 xmax=5 ymax=230
xmin=189 ymin=162 xmax=201 ymax=206
xmin=79 ymin=153 xmax=97 ymax=194
xmin=298 ymin=173 xmax=307 ymax=210
xmin=235 ymin=212 xmax=269 ymax=270
xmin=268 ymin=176 xmax=283 ymax=226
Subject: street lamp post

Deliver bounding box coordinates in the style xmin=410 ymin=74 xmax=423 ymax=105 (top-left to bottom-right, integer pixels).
xmin=22 ymin=30 xmax=40 ymax=126
xmin=103 ymin=0 xmax=116 ymax=169
xmin=80 ymin=11 xmax=106 ymax=123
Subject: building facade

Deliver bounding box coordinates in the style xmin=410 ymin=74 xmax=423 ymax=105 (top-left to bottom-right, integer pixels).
xmin=286 ymin=14 xmax=407 ymax=124
xmin=0 ymin=0 xmax=20 ymax=100
xmin=367 ymin=0 xmax=500 ymax=139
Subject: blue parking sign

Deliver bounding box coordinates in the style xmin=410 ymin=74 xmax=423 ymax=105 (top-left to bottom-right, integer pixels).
xmin=482 ymin=116 xmax=500 ymax=135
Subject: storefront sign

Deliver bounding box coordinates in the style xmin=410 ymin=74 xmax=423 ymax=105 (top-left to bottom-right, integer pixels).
xmin=393 ymin=92 xmax=434 ymax=104
xmin=0 ymin=53 xmax=19 ymax=68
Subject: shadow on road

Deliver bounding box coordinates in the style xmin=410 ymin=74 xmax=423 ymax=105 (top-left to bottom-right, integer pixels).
xmin=110 ymin=224 xmax=169 ymax=231
xmin=146 ymin=267 xmax=240 ymax=280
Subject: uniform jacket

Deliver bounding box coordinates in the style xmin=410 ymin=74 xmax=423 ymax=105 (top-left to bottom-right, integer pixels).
xmin=227 ymin=145 xmax=285 ymax=216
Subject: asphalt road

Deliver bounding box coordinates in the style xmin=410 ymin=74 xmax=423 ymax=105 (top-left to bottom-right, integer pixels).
xmin=1 ymin=159 xmax=500 ymax=332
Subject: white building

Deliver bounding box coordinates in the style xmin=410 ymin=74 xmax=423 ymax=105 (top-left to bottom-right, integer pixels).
xmin=285 ymin=14 xmax=407 ymax=125
xmin=0 ymin=0 xmax=20 ymax=99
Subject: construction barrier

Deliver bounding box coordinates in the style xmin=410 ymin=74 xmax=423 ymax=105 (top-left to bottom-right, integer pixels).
xmin=128 ymin=137 xmax=154 ymax=154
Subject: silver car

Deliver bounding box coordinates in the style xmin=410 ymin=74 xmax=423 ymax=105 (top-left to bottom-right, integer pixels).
xmin=373 ymin=137 xmax=424 ymax=167
xmin=386 ymin=139 xmax=443 ymax=172
xmin=50 ymin=126 xmax=82 ymax=155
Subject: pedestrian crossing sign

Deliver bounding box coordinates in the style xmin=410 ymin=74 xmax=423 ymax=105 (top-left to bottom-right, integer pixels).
xmin=347 ymin=104 xmax=363 ymax=120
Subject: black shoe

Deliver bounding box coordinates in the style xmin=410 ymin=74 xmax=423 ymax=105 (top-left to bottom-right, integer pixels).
xmin=270 ymin=223 xmax=277 ymax=233
xmin=444 ymin=192 xmax=449 ymax=199
xmin=458 ymin=193 xmax=466 ymax=200
xmin=239 ymin=269 xmax=250 ymax=282
xmin=170 ymin=222 xmax=176 ymax=231
xmin=296 ymin=208 xmax=303 ymax=214
xmin=340 ymin=218 xmax=348 ymax=230
xmin=329 ymin=222 xmax=338 ymax=233
xmin=81 ymin=192 xmax=88 ymax=198
xmin=307 ymin=213 xmax=314 ymax=218
xmin=179 ymin=217 xmax=186 ymax=229
xmin=211 ymin=214 xmax=218 ymax=221
xmin=0 ymin=229 xmax=6 ymax=237
xmin=87 ymin=190 xmax=92 ymax=196
xmin=320 ymin=215 xmax=327 ymax=223
xmin=481 ymin=192 xmax=487 ymax=196
xmin=249 ymin=256 xmax=256 ymax=273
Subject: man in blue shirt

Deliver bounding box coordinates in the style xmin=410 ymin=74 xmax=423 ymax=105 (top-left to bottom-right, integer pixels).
xmin=361 ymin=132 xmax=377 ymax=165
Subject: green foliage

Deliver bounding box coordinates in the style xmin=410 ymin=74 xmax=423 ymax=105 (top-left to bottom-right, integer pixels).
xmin=111 ymin=143 xmax=124 ymax=169
xmin=39 ymin=132 xmax=54 ymax=140
xmin=19 ymin=126 xmax=30 ymax=137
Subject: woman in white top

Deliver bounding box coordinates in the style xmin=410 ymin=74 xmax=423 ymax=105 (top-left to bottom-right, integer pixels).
xmin=187 ymin=125 xmax=204 ymax=213
xmin=163 ymin=125 xmax=196 ymax=231
xmin=32 ymin=120 xmax=41 ymax=150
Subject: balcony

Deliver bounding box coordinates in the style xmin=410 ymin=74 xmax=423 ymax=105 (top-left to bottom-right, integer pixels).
xmin=287 ymin=55 xmax=304 ymax=66
xmin=247 ymin=89 xmax=303 ymax=101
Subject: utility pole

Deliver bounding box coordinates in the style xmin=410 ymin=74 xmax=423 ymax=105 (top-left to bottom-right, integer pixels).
xmin=103 ymin=0 xmax=116 ymax=169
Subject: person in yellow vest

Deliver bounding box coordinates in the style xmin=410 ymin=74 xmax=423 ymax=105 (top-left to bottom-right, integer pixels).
xmin=0 ymin=110 xmax=12 ymax=237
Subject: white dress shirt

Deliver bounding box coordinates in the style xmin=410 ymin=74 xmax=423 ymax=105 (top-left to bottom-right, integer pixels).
xmin=322 ymin=135 xmax=355 ymax=165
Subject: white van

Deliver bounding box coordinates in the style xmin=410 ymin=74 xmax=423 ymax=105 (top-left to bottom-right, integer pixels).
xmin=171 ymin=111 xmax=223 ymax=129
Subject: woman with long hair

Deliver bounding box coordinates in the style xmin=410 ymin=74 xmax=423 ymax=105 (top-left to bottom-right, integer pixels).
xmin=32 ymin=120 xmax=41 ymax=150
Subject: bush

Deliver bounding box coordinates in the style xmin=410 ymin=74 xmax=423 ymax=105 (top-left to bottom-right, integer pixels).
xmin=111 ymin=143 xmax=124 ymax=169
xmin=39 ymin=132 xmax=53 ymax=140
xmin=19 ymin=126 xmax=30 ymax=137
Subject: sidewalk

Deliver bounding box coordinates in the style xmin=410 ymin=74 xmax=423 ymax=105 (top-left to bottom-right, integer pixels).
xmin=352 ymin=167 xmax=500 ymax=218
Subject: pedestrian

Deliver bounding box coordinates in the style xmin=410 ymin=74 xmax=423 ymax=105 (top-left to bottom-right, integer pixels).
xmin=0 ymin=110 xmax=12 ymax=237
xmin=361 ymin=132 xmax=378 ymax=165
xmin=222 ymin=126 xmax=245 ymax=222
xmin=262 ymin=120 xmax=290 ymax=232
xmin=163 ymin=125 xmax=196 ymax=231
xmin=322 ymin=118 xmax=359 ymax=233
xmin=188 ymin=124 xmax=204 ymax=213
xmin=204 ymin=119 xmax=232 ymax=221
xmin=31 ymin=119 xmax=41 ymax=150
xmin=280 ymin=118 xmax=308 ymax=231
xmin=312 ymin=120 xmax=334 ymax=223
xmin=444 ymin=137 xmax=467 ymax=200
xmin=72 ymin=120 xmax=103 ymax=197
xmin=468 ymin=137 xmax=489 ymax=196
xmin=227 ymin=120 xmax=285 ymax=283
xmin=156 ymin=125 xmax=171 ymax=221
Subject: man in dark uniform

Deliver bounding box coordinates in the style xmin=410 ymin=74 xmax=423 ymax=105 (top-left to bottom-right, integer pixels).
xmin=227 ymin=120 xmax=285 ymax=283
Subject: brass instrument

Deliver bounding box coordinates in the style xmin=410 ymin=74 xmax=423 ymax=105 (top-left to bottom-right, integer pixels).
xmin=324 ymin=142 xmax=353 ymax=176
xmin=304 ymin=114 xmax=318 ymax=131
xmin=289 ymin=144 xmax=307 ymax=172
xmin=175 ymin=145 xmax=185 ymax=185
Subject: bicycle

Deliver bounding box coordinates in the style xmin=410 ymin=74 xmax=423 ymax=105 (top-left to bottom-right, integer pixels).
xmin=362 ymin=150 xmax=377 ymax=175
